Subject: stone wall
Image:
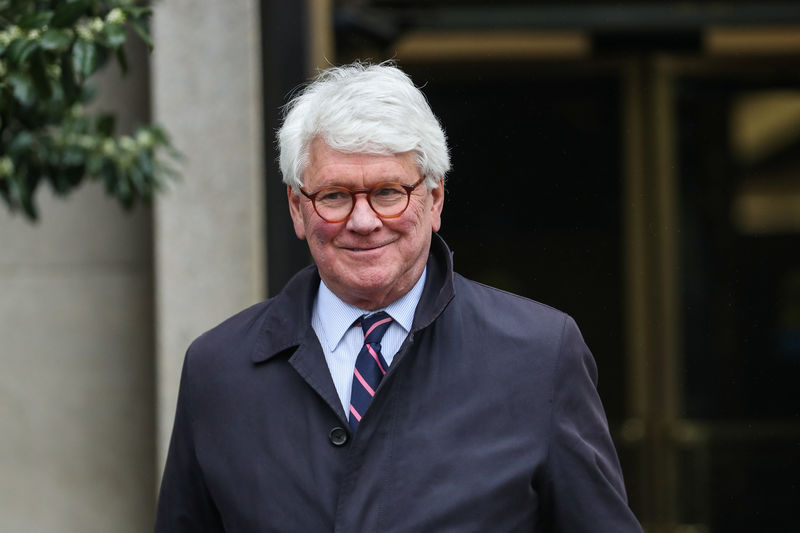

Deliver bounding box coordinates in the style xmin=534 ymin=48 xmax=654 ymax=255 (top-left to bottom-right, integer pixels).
xmin=0 ymin=41 xmax=156 ymax=533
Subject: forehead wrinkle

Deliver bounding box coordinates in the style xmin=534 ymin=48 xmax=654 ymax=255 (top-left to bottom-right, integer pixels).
xmin=319 ymin=163 xmax=412 ymax=188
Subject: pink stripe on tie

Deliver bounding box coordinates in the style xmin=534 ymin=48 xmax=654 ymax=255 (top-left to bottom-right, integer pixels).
xmin=353 ymin=368 xmax=375 ymax=396
xmin=349 ymin=405 xmax=362 ymax=421
xmin=364 ymin=316 xmax=393 ymax=339
xmin=366 ymin=344 xmax=387 ymax=375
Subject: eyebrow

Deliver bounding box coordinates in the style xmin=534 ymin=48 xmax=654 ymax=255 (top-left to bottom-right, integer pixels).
xmin=316 ymin=177 xmax=411 ymax=189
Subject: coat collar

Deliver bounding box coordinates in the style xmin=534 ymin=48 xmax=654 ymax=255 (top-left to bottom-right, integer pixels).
xmin=251 ymin=232 xmax=455 ymax=364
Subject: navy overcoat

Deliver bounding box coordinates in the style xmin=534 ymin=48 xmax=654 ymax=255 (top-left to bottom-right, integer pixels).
xmin=155 ymin=234 xmax=642 ymax=532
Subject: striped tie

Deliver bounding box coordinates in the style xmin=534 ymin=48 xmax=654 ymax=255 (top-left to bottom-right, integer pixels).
xmin=348 ymin=311 xmax=393 ymax=433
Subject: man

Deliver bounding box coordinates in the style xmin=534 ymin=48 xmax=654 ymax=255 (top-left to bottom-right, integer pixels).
xmin=155 ymin=61 xmax=642 ymax=532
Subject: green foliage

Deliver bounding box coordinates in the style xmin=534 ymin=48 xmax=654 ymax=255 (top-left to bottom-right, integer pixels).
xmin=0 ymin=0 xmax=178 ymax=220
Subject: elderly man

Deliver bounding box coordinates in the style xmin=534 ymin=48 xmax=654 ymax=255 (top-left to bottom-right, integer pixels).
xmin=155 ymin=62 xmax=642 ymax=532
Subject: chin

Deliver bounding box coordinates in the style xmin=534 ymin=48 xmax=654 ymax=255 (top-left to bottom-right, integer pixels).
xmin=349 ymin=275 xmax=392 ymax=294
xmin=339 ymin=273 xmax=395 ymax=301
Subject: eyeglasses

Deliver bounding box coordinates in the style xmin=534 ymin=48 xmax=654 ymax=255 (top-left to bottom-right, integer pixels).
xmin=299 ymin=177 xmax=425 ymax=223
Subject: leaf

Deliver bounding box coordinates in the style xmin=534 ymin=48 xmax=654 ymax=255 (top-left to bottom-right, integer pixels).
xmin=0 ymin=182 xmax=10 ymax=211
xmin=61 ymin=146 xmax=84 ymax=167
xmin=7 ymin=174 xmax=24 ymax=211
xmin=129 ymin=20 xmax=153 ymax=49
xmin=59 ymin=55 xmax=79 ymax=102
xmin=21 ymin=171 xmax=40 ymax=218
xmin=22 ymin=198 xmax=38 ymax=219
xmin=78 ymin=83 xmax=97 ymax=104
xmin=96 ymin=114 xmax=115 ymax=136
xmin=40 ymin=29 xmax=73 ymax=52
xmin=102 ymin=23 xmax=127 ymax=48
xmin=82 ymin=150 xmax=99 ymax=173
xmin=4 ymin=39 xmax=23 ymax=62
xmin=127 ymin=7 xmax=153 ymax=19
xmin=5 ymin=165 xmax=39 ymax=219
xmin=51 ymin=0 xmax=91 ymax=28
xmin=18 ymin=11 xmax=54 ymax=30
xmin=46 ymin=74 xmax=65 ymax=104
xmin=72 ymin=39 xmax=98 ymax=79
xmin=8 ymin=131 xmax=34 ymax=155
xmin=129 ymin=164 xmax=145 ymax=194
xmin=137 ymin=149 xmax=154 ymax=176
xmin=28 ymin=49 xmax=52 ymax=100
xmin=53 ymin=163 xmax=84 ymax=192
xmin=148 ymin=126 xmax=171 ymax=146
xmin=115 ymin=46 xmax=128 ymax=75
xmin=9 ymin=72 xmax=37 ymax=106
xmin=6 ymin=38 xmax=40 ymax=65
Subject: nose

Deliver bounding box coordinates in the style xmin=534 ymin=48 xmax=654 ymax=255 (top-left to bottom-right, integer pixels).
xmin=345 ymin=194 xmax=381 ymax=234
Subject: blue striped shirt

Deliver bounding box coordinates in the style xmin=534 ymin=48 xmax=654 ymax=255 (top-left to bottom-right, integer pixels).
xmin=311 ymin=268 xmax=427 ymax=414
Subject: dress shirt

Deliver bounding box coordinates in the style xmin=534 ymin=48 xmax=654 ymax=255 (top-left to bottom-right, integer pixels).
xmin=311 ymin=268 xmax=427 ymax=414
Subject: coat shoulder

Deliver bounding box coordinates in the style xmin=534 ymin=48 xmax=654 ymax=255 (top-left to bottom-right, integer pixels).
xmin=185 ymin=299 xmax=274 ymax=368
xmin=447 ymin=273 xmax=589 ymax=378
xmin=452 ymin=272 xmax=573 ymax=331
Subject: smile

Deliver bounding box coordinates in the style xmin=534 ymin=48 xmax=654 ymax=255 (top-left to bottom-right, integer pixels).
xmin=344 ymin=242 xmax=390 ymax=252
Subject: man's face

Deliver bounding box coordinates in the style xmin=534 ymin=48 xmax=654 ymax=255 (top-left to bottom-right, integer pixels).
xmin=288 ymin=138 xmax=444 ymax=310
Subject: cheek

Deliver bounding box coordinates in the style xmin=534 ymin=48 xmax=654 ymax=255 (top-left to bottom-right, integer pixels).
xmin=309 ymin=220 xmax=342 ymax=247
xmin=402 ymin=199 xmax=434 ymax=233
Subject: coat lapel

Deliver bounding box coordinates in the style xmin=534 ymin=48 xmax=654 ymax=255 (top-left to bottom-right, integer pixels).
xmin=289 ymin=329 xmax=349 ymax=423
xmin=250 ymin=264 xmax=347 ymax=423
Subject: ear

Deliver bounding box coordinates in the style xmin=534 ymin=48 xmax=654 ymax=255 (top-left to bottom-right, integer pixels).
xmin=287 ymin=185 xmax=307 ymax=240
xmin=429 ymin=177 xmax=445 ymax=233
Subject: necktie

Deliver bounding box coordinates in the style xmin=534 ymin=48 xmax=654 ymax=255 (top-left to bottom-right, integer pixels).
xmin=348 ymin=311 xmax=393 ymax=433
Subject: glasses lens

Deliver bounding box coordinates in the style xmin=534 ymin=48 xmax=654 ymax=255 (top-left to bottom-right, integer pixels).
xmin=369 ymin=183 xmax=409 ymax=217
xmin=315 ymin=187 xmax=353 ymax=221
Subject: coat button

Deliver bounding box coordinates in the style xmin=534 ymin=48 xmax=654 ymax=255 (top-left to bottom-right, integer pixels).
xmin=329 ymin=426 xmax=348 ymax=446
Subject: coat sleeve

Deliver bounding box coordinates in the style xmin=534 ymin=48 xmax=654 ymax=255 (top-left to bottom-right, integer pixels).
xmin=154 ymin=352 xmax=225 ymax=532
xmin=539 ymin=315 xmax=643 ymax=532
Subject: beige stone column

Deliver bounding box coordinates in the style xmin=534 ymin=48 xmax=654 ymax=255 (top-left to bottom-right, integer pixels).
xmin=151 ymin=1 xmax=266 ymax=471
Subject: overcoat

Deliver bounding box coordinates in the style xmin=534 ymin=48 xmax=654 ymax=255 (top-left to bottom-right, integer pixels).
xmin=155 ymin=234 xmax=642 ymax=532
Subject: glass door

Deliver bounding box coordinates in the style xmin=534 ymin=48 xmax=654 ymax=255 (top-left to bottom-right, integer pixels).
xmin=621 ymin=54 xmax=800 ymax=532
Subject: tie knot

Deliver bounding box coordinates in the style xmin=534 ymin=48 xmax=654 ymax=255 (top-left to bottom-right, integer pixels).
xmin=360 ymin=311 xmax=393 ymax=344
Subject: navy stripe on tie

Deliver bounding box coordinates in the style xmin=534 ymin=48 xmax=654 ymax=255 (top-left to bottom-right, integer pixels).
xmin=348 ymin=311 xmax=392 ymax=433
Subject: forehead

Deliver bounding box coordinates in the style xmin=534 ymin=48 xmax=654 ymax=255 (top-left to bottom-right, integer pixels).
xmin=304 ymin=139 xmax=419 ymax=188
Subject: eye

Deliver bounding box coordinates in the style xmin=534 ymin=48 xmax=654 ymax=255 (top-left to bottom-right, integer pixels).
xmin=317 ymin=188 xmax=349 ymax=203
xmin=372 ymin=184 xmax=405 ymax=200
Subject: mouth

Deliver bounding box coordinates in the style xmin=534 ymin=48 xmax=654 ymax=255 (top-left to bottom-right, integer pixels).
xmin=344 ymin=242 xmax=391 ymax=252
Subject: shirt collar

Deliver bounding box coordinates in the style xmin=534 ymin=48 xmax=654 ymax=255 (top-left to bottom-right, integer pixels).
xmin=314 ymin=267 xmax=427 ymax=351
xmin=252 ymin=234 xmax=455 ymax=364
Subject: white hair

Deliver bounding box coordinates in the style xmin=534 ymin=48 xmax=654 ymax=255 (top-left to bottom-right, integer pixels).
xmin=278 ymin=61 xmax=450 ymax=191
